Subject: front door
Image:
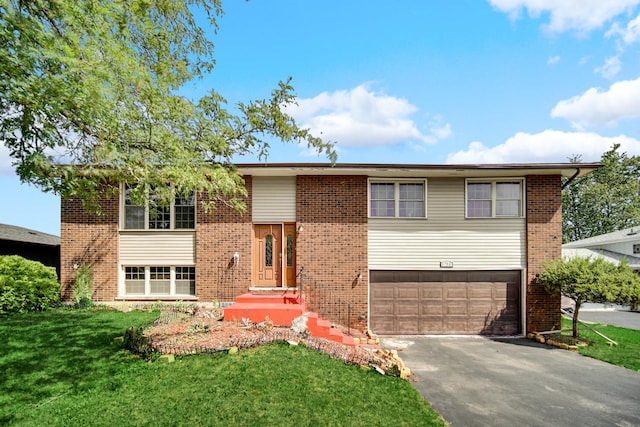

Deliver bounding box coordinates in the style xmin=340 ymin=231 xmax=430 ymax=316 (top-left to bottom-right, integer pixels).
xmin=254 ymin=224 xmax=282 ymax=287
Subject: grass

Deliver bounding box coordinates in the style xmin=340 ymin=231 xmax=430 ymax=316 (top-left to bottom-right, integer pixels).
xmin=561 ymin=316 xmax=640 ymax=371
xmin=0 ymin=309 xmax=444 ymax=426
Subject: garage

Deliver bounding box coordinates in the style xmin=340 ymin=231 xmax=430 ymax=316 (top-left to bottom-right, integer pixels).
xmin=370 ymin=270 xmax=521 ymax=335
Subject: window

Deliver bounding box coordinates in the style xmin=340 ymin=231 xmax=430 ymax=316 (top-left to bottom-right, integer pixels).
xmin=370 ymin=180 xmax=426 ymax=218
xmin=175 ymin=267 xmax=196 ymax=295
xmin=122 ymin=184 xmax=195 ymax=230
xmin=466 ymin=179 xmax=523 ymax=218
xmin=634 ymin=244 xmax=640 ymax=255
xmin=124 ymin=266 xmax=145 ymax=294
xmin=124 ymin=266 xmax=196 ymax=296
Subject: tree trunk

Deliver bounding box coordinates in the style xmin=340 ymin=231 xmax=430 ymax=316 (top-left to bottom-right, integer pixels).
xmin=572 ymin=300 xmax=581 ymax=338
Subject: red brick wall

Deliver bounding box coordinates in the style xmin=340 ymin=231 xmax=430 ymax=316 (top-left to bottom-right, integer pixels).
xmin=526 ymin=175 xmax=562 ymax=332
xmin=296 ymin=175 xmax=368 ymax=329
xmin=60 ymin=188 xmax=119 ymax=301
xmin=195 ymin=176 xmax=252 ymax=303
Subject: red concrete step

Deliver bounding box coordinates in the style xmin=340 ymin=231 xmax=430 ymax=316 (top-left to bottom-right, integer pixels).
xmin=223 ymin=302 xmax=305 ymax=326
xmin=305 ymin=312 xmax=356 ymax=347
xmin=234 ymin=292 xmax=305 ymax=306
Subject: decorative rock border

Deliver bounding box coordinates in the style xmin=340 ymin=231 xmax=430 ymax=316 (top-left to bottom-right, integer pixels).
xmin=527 ymin=332 xmax=587 ymax=351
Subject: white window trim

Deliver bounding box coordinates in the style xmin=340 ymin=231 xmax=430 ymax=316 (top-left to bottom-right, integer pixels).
xmin=368 ymin=178 xmax=427 ymax=219
xmin=121 ymin=265 xmax=196 ymax=297
xmin=465 ymin=178 xmax=525 ymax=219
xmin=119 ymin=183 xmax=196 ymax=231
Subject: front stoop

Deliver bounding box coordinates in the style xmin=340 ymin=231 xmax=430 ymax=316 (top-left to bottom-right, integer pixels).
xmin=223 ymin=293 xmax=356 ymax=347
xmin=223 ymin=293 xmax=307 ymax=326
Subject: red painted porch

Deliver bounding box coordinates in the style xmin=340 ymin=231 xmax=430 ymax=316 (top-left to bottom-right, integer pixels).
xmin=223 ymin=292 xmax=356 ymax=347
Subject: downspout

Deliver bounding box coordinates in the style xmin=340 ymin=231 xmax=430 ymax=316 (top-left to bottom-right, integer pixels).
xmin=561 ymin=168 xmax=581 ymax=190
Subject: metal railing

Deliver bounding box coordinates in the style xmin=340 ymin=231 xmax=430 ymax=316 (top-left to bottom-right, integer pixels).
xmin=298 ymin=266 xmax=353 ymax=336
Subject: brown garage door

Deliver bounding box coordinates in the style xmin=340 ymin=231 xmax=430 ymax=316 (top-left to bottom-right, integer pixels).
xmin=370 ymin=270 xmax=521 ymax=335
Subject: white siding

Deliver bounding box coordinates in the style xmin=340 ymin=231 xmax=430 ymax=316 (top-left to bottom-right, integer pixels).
xmin=368 ymin=178 xmax=526 ymax=270
xmin=120 ymin=232 xmax=195 ymax=265
xmin=252 ymin=176 xmax=296 ymax=222
xmin=600 ymin=242 xmax=638 ymax=257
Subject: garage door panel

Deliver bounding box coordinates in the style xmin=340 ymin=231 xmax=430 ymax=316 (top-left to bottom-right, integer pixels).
xmin=468 ymin=302 xmax=493 ymax=316
xmin=371 ymin=285 xmax=395 ymax=299
xmin=420 ymin=318 xmax=445 ymax=333
xmin=422 ymin=301 xmax=444 ymax=315
xmin=396 ymin=286 xmax=420 ymax=299
xmin=445 ymin=301 xmax=469 ymax=316
xmin=396 ymin=318 xmax=420 ymax=334
xmin=469 ymin=284 xmax=493 ymax=299
xmin=370 ymin=270 xmax=521 ymax=335
xmin=396 ymin=302 xmax=419 ymax=315
xmin=445 ymin=286 xmax=468 ymax=299
xmin=445 ymin=318 xmax=469 ymax=333
xmin=421 ymin=285 xmax=444 ymax=299
xmin=370 ymin=317 xmax=395 ymax=334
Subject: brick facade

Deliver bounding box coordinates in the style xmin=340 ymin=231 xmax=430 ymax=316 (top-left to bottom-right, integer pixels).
xmin=526 ymin=175 xmax=562 ymax=333
xmin=195 ymin=176 xmax=253 ymax=303
xmin=60 ymin=188 xmax=119 ymax=301
xmin=58 ymin=169 xmax=566 ymax=337
xmin=296 ymin=175 xmax=369 ymax=328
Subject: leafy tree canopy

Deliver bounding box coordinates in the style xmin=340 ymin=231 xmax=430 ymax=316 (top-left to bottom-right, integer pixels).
xmin=0 ymin=0 xmax=335 ymax=211
xmin=540 ymin=256 xmax=640 ymax=337
xmin=563 ymin=144 xmax=640 ymax=243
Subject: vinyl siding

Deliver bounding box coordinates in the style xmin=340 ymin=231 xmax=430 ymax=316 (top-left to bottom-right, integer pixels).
xmin=368 ymin=178 xmax=526 ymax=270
xmin=252 ymin=176 xmax=296 ymax=222
xmin=599 ymin=241 xmax=640 ymax=257
xmin=119 ymin=232 xmax=195 ymax=265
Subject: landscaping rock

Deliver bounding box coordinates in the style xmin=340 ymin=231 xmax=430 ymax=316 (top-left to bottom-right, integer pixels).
xmin=228 ymin=346 xmax=239 ymax=355
xmin=158 ymin=354 xmax=175 ymax=363
xmin=291 ymin=315 xmax=308 ymax=335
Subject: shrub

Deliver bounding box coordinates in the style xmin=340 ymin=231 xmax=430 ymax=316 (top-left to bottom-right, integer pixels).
xmin=72 ymin=264 xmax=94 ymax=308
xmin=0 ymin=255 xmax=60 ymax=314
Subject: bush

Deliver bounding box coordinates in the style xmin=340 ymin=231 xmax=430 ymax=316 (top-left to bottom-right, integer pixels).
xmin=72 ymin=264 xmax=94 ymax=308
xmin=0 ymin=255 xmax=60 ymax=314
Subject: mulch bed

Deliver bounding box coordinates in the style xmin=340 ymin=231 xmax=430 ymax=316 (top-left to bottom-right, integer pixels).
xmin=142 ymin=307 xmax=394 ymax=370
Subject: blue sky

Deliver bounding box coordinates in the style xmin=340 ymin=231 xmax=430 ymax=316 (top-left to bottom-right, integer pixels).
xmin=3 ymin=0 xmax=640 ymax=236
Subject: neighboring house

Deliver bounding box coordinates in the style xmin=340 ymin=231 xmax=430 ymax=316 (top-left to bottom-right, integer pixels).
xmin=0 ymin=223 xmax=61 ymax=278
xmin=60 ymin=162 xmax=599 ymax=335
xmin=563 ymin=227 xmax=640 ymax=270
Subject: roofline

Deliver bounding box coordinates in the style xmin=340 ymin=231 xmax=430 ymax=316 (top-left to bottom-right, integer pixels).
xmin=235 ymin=162 xmax=601 ymax=177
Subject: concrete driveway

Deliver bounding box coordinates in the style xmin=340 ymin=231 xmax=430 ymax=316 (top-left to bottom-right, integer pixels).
xmin=381 ymin=336 xmax=640 ymax=427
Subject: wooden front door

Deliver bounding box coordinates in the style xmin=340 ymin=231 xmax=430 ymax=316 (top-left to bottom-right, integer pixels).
xmin=254 ymin=224 xmax=282 ymax=287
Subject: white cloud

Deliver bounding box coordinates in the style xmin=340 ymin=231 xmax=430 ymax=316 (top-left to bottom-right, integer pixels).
xmin=447 ymin=130 xmax=640 ymax=163
xmin=551 ymin=76 xmax=640 ymax=127
xmin=547 ymin=55 xmax=560 ymax=65
xmin=489 ymin=0 xmax=640 ymax=33
xmin=286 ymin=84 xmax=451 ymax=147
xmin=594 ymin=55 xmax=622 ymax=79
xmin=607 ymin=13 xmax=640 ymax=44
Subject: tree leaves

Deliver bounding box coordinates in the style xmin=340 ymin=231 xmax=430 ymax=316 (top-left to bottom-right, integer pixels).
xmin=563 ymin=144 xmax=640 ymax=242
xmin=0 ymin=0 xmax=335 ymax=211
xmin=540 ymin=256 xmax=640 ymax=336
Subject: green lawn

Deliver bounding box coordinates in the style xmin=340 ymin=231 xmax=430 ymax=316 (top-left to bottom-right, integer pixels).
xmin=561 ymin=316 xmax=640 ymax=371
xmin=0 ymin=309 xmax=444 ymax=426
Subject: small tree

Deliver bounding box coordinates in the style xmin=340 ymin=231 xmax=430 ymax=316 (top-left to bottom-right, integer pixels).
xmin=539 ymin=257 xmax=621 ymax=337
xmin=615 ymin=261 xmax=640 ymax=312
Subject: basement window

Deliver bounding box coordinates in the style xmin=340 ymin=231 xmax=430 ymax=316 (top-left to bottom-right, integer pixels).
xmin=124 ymin=266 xmax=195 ymax=296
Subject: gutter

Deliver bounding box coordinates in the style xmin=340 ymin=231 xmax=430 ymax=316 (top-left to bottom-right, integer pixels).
xmin=561 ymin=168 xmax=581 ymax=190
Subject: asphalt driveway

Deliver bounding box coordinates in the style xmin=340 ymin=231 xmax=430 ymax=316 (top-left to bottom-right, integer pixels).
xmin=381 ymin=336 xmax=640 ymax=427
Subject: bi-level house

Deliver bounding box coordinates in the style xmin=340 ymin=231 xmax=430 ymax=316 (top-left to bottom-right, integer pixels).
xmin=60 ymin=162 xmax=599 ymax=335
